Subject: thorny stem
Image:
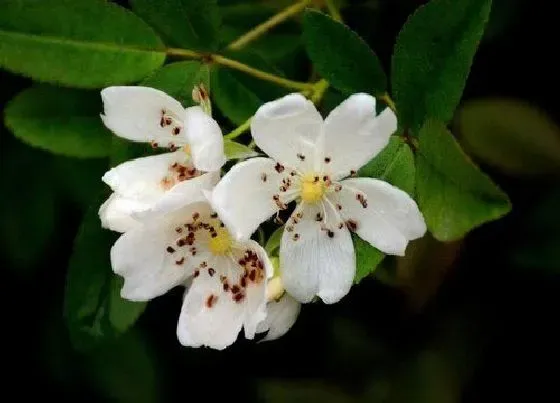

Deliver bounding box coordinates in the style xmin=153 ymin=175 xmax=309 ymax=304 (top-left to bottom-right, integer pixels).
xmin=227 ymin=0 xmax=313 ymax=50
xmin=224 ymin=118 xmax=252 ymax=140
xmin=166 ymin=48 xmax=313 ymax=91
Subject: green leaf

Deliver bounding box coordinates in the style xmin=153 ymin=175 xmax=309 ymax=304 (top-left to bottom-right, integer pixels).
xmin=359 ymin=137 xmax=416 ymax=196
xmin=64 ymin=202 xmax=146 ymax=351
xmin=211 ymin=52 xmax=287 ymax=125
xmin=265 ymin=226 xmax=284 ymax=255
xmin=84 ymin=330 xmax=160 ymax=403
xmin=131 ymin=0 xmax=221 ymax=51
xmin=302 ymin=10 xmax=386 ymax=95
xmin=141 ymin=61 xmax=211 ymax=107
xmin=391 ymin=0 xmax=493 ymax=131
xmin=223 ymin=139 xmax=259 ymax=160
xmin=53 ymin=157 xmax=109 ymax=209
xmin=0 ymin=142 xmax=56 ymax=274
xmin=4 ymin=85 xmax=112 ymax=158
xmin=0 ymin=0 xmax=165 ymax=88
xmin=416 ymin=119 xmax=511 ymax=241
xmin=455 ymin=98 xmax=560 ymax=176
xmin=354 ymin=235 xmax=385 ymax=284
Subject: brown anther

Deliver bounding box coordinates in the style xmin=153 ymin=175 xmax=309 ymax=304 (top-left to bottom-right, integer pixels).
xmin=210 ymin=212 xmax=218 ymax=218
xmin=249 ymin=270 xmax=256 ymax=281
xmin=314 ymin=176 xmax=320 ymax=183
xmin=261 ymin=173 xmax=267 ymax=182
xmin=336 ymin=203 xmax=342 ymax=211
xmin=166 ymin=246 xmax=175 ymax=253
xmin=231 ymin=285 xmax=240 ymax=294
xmin=194 ymin=270 xmax=200 ymax=278
xmin=159 ymin=117 xmax=165 ymax=127
xmin=324 ymin=157 xmax=331 ymax=163
xmin=200 ymin=261 xmax=207 ymax=268
xmin=334 ymin=184 xmax=342 ymax=192
xmin=240 ymin=277 xmax=247 ymax=288
xmin=175 ymin=257 xmax=185 ymax=265
xmin=346 ymin=220 xmax=358 ymax=231
xmin=223 ymin=283 xmax=229 ymax=291
xmin=327 ymin=230 xmax=334 ymax=238
xmin=208 ymin=268 xmax=215 ymax=277
xmin=206 ymin=294 xmax=218 ymax=308
xmin=323 ymin=175 xmax=329 ymax=182
xmin=315 ymin=212 xmax=323 ymax=221
xmin=174 ymin=226 xmax=182 ymax=234
xmin=164 ymin=117 xmax=172 ymax=126
xmin=356 ymin=193 xmax=368 ymax=208
xmin=292 ymin=233 xmax=300 ymax=241
xmin=274 ymin=163 xmax=285 ymax=173
xmin=234 ymin=293 xmax=245 ymax=303
xmin=297 ymin=153 xmax=305 ymax=161
xmin=350 ymin=170 xmax=357 ymax=177
xmin=151 ymin=142 xmax=159 ymax=149
xmin=172 ymin=127 xmax=181 ymax=135
xmin=192 ymin=212 xmax=200 ymax=220
xmin=176 ymin=238 xmax=186 ymax=247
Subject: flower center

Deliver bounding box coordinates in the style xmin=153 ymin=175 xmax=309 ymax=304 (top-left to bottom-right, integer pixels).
xmin=208 ymin=227 xmax=232 ymax=256
xmin=300 ymin=173 xmax=326 ymax=203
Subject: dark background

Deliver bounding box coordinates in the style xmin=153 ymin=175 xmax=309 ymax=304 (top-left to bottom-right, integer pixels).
xmin=2 ymin=0 xmax=559 ymax=401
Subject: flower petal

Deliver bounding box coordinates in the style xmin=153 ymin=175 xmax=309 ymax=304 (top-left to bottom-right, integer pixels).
xmin=251 ymin=93 xmax=323 ymax=171
xmin=333 ymin=177 xmax=426 ymax=256
xmin=239 ymin=240 xmax=274 ymax=339
xmin=256 ymin=293 xmax=301 ymax=342
xmin=210 ymin=157 xmax=297 ymax=240
xmin=98 ymin=193 xmax=148 ymax=233
xmin=110 ymin=202 xmax=212 ymax=301
xmin=322 ymin=94 xmax=397 ymax=178
xmin=184 ymin=106 xmax=226 ymax=172
xmin=177 ymin=260 xmax=245 ymax=350
xmin=136 ymin=171 xmax=219 ymax=220
xmin=102 ymin=151 xmax=190 ymax=202
xmin=101 ymin=86 xmax=187 ymax=147
xmin=280 ymin=202 xmax=355 ymax=303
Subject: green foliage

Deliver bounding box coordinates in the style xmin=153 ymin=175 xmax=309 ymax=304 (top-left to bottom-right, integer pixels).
xmin=0 ymin=143 xmax=56 ymax=274
xmin=455 ymin=98 xmax=560 ymax=176
xmin=141 ymin=61 xmax=211 ymax=107
xmin=131 ymin=0 xmax=221 ymax=51
xmin=223 ymin=139 xmax=259 ymax=160
xmin=0 ymin=0 xmax=165 ymax=88
xmin=391 ymin=0 xmax=493 ymax=132
xmin=416 ymin=119 xmax=511 ymax=241
xmin=211 ymin=52 xmax=287 ymax=125
xmin=64 ymin=202 xmax=146 ymax=351
xmin=4 ymin=85 xmax=112 ymax=158
xmin=84 ymin=330 xmax=160 ymax=403
xmin=265 ymin=225 xmax=284 ymax=255
xmin=359 ymin=136 xmax=416 ymax=196
xmin=302 ymin=10 xmax=386 ymax=96
xmin=353 ymin=235 xmax=385 ymax=284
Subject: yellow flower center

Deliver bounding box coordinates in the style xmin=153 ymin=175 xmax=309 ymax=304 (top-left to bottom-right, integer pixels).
xmin=300 ymin=173 xmax=326 ymax=203
xmin=208 ymin=227 xmax=232 ymax=255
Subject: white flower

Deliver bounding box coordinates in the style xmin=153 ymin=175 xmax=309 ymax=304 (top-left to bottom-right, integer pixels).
xmin=210 ymin=93 xmax=426 ymax=304
xmin=257 ymin=278 xmax=301 ymax=342
xmin=110 ymin=200 xmax=273 ymax=350
xmin=98 ymin=86 xmax=226 ymax=232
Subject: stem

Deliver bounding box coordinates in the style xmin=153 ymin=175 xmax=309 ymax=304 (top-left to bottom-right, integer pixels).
xmin=380 ymin=92 xmax=397 ymax=112
xmin=211 ymin=54 xmax=313 ymax=91
xmin=325 ymin=0 xmax=343 ymax=22
xmin=227 ymin=0 xmax=312 ymax=50
xmin=310 ymin=79 xmax=329 ymax=104
xmin=166 ymin=48 xmax=313 ymax=91
xmin=225 ymin=118 xmax=252 ymax=140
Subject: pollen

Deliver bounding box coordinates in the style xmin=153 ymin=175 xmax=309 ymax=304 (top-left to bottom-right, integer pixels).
xmin=300 ymin=173 xmax=326 ymax=203
xmin=208 ymin=227 xmax=232 ymax=256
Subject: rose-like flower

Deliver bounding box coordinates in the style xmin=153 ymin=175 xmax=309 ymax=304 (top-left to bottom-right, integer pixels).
xmin=98 ymin=86 xmax=226 ymax=232
xmin=210 ymin=93 xmax=426 ymax=304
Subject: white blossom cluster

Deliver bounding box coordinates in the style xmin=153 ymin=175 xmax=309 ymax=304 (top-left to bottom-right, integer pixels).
xmin=99 ymin=86 xmax=426 ymax=350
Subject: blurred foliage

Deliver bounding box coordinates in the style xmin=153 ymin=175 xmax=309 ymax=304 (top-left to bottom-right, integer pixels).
xmin=1 ymin=0 xmax=559 ymax=402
